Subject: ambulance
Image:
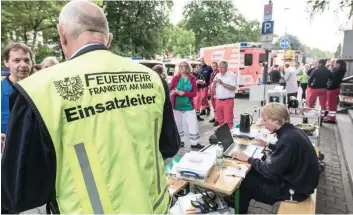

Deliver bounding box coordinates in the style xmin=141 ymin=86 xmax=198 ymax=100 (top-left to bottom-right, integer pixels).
xmin=200 ymin=42 xmax=268 ymax=94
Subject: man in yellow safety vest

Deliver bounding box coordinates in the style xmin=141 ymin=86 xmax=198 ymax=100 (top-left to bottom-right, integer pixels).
xmin=1 ymin=1 xmax=180 ymax=214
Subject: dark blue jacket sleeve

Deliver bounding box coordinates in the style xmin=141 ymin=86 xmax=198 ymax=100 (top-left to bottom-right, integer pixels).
xmin=248 ymin=140 xmax=293 ymax=180
xmin=1 ymin=89 xmax=56 ymax=213
xmin=159 ymin=78 xmax=180 ymax=159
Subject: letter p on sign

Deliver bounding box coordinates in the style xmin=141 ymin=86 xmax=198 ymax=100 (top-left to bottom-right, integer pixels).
xmin=261 ymin=21 xmax=274 ymax=35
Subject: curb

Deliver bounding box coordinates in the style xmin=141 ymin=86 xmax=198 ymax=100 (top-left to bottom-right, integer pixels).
xmin=334 ymin=124 xmax=353 ymax=213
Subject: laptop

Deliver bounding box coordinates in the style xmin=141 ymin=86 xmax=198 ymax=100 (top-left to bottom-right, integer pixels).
xmin=215 ymin=123 xmax=257 ymax=158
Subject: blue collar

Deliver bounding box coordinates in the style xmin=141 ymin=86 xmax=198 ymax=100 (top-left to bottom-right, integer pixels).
xmin=70 ymin=44 xmax=108 ymax=60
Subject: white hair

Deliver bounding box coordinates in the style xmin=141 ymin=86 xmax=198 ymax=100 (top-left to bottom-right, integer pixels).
xmin=42 ymin=56 xmax=59 ymax=65
xmin=59 ymin=0 xmax=109 ymax=40
xmin=219 ymin=60 xmax=228 ymax=69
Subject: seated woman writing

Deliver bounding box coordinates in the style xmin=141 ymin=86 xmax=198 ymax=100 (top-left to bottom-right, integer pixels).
xmin=231 ymin=103 xmax=319 ymax=214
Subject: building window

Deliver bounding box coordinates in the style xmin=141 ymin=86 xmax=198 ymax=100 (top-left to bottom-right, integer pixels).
xmin=244 ymin=54 xmax=253 ymax=66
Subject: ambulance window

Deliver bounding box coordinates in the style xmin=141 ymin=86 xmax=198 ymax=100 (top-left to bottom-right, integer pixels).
xmin=259 ymin=54 xmax=266 ymax=63
xmin=244 ymin=54 xmax=253 ymax=66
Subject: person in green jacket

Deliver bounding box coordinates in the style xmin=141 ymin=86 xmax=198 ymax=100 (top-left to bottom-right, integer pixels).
xmin=298 ymin=64 xmax=310 ymax=99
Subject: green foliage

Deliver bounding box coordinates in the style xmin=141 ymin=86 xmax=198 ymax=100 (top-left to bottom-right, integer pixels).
xmin=273 ymin=33 xmax=333 ymax=59
xmin=167 ymin=26 xmax=195 ymax=57
xmin=1 ymin=1 xmax=65 ymax=63
xmin=104 ymin=1 xmax=173 ymax=59
xmin=307 ymin=0 xmax=353 ymax=19
xmin=305 ymin=47 xmax=334 ymax=59
xmin=182 ymin=1 xmax=261 ymax=50
xmin=335 ymin=43 xmax=342 ymax=57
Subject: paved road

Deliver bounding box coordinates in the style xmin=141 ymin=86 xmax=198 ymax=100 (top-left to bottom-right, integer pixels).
xmin=23 ymin=95 xmax=353 ymax=214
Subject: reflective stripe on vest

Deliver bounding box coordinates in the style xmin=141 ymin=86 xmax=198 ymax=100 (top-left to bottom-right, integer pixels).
xmin=16 ymin=50 xmax=168 ymax=214
xmin=74 ymin=143 xmax=104 ymax=214
xmin=154 ymin=118 xmax=161 ymax=194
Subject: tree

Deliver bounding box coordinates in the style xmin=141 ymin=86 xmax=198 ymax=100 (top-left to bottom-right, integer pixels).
xmin=1 ymin=1 xmax=65 ymax=62
xmin=307 ymin=0 xmax=353 ymax=20
xmin=182 ymin=1 xmax=261 ymax=50
xmin=104 ymin=1 xmax=173 ymax=59
xmin=335 ymin=43 xmax=342 ymax=57
xmin=167 ymin=26 xmax=195 ymax=57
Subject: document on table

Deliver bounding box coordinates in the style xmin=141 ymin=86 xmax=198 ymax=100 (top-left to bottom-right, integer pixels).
xmin=224 ymin=165 xmax=249 ymax=178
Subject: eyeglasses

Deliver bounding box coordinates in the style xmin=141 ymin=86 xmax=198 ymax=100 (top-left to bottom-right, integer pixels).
xmin=190 ymin=188 xmax=218 ymax=212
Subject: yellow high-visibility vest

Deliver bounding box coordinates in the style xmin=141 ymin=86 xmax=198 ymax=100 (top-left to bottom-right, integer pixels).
xmin=16 ymin=50 xmax=169 ymax=214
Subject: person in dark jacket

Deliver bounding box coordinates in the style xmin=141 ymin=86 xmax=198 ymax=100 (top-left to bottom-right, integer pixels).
xmin=209 ymin=62 xmax=220 ymax=125
xmin=231 ymin=103 xmax=319 ymax=214
xmin=305 ymin=63 xmax=318 ymax=103
xmin=308 ymin=59 xmax=332 ymax=117
xmin=1 ymin=43 xmax=33 ymax=152
xmin=324 ymin=59 xmax=347 ymax=123
xmin=192 ymin=65 xmax=206 ymax=121
xmin=199 ymin=58 xmax=213 ymax=116
xmin=269 ymin=65 xmax=281 ymax=84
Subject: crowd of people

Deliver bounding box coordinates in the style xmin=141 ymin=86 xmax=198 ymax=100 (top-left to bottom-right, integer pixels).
xmin=165 ymin=58 xmax=237 ymax=150
xmin=268 ymin=58 xmax=347 ymax=123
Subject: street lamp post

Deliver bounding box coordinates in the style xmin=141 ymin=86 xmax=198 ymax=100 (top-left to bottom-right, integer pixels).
xmin=284 ymin=7 xmax=290 ymax=36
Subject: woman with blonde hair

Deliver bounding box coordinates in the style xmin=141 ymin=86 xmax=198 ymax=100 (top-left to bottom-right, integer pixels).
xmin=231 ymin=103 xmax=319 ymax=214
xmin=169 ymin=61 xmax=203 ymax=149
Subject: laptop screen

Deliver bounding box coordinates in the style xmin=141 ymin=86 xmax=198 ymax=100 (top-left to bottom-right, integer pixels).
xmin=215 ymin=123 xmax=234 ymax=150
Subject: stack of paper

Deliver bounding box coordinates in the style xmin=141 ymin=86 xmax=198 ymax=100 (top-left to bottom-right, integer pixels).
xmin=224 ymin=165 xmax=249 ymax=178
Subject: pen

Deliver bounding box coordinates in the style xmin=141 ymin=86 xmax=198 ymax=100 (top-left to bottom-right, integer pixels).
xmin=214 ymin=173 xmax=220 ymax=184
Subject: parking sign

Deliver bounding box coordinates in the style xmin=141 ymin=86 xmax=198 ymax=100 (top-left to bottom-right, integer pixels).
xmin=261 ymin=21 xmax=274 ymax=35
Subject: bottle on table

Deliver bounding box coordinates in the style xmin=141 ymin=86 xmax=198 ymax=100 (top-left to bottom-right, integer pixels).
xmin=216 ymin=141 xmax=224 ymax=169
xmin=253 ymin=106 xmax=261 ymax=124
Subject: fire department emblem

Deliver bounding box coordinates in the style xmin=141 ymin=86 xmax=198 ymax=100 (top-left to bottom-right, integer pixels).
xmin=54 ymin=75 xmax=84 ymax=101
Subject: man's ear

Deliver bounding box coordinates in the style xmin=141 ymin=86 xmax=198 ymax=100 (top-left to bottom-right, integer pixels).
xmin=57 ymin=24 xmax=67 ymax=47
xmin=106 ymin=33 xmax=113 ymax=49
xmin=4 ymin=60 xmax=9 ymax=68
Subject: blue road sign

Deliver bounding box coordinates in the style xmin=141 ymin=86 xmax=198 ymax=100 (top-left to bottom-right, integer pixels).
xmin=261 ymin=21 xmax=274 ymax=35
xmin=280 ymin=37 xmax=290 ymax=49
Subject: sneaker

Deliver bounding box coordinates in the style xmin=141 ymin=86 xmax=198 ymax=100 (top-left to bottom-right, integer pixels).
xmin=197 ymin=116 xmax=204 ymax=121
xmin=180 ymin=142 xmax=184 ymax=147
xmin=191 ymin=144 xmax=204 ymax=150
xmin=213 ymin=122 xmax=219 ymax=127
xmin=206 ymin=107 xmax=211 ymax=116
xmin=200 ymin=110 xmax=206 ymax=116
xmin=209 ymin=118 xmax=215 ymax=123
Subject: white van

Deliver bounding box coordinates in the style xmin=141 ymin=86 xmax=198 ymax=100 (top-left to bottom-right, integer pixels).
xmin=165 ymin=59 xmax=201 ymax=77
xmin=132 ymin=59 xmax=170 ymax=85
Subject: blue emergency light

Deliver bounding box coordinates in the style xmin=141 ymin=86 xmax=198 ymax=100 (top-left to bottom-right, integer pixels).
xmin=240 ymin=42 xmax=248 ymax=47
